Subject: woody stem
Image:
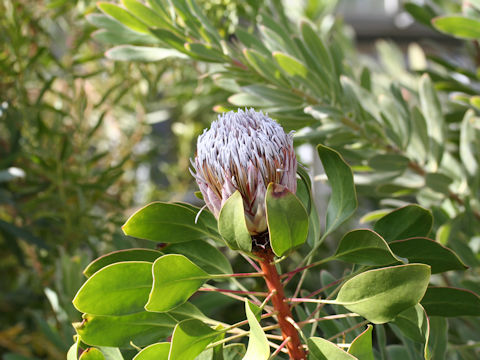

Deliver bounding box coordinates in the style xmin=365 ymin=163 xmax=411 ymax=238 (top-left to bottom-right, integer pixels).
xmin=254 ymin=246 xmax=306 ymax=360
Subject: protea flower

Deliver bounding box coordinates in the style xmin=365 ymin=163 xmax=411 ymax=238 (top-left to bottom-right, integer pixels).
xmin=192 ymin=108 xmax=297 ymax=235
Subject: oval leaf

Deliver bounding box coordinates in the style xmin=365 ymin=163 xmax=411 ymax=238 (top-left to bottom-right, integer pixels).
xmin=421 ymin=287 xmax=480 ymax=317
xmin=433 ymin=16 xmax=480 ymax=39
xmin=308 ymin=337 xmax=357 ymax=360
xmin=133 ymin=343 xmax=170 ymax=360
xmin=336 ymin=264 xmax=431 ymax=324
xmin=164 ymin=240 xmax=232 ymax=274
xmin=122 ymin=202 xmax=210 ymax=243
xmin=169 ymin=319 xmax=219 ymax=360
xmin=389 ymin=238 xmax=467 ymax=274
xmin=146 ymin=255 xmax=209 ymax=312
xmin=73 ymin=261 xmax=153 ymax=316
xmin=243 ymin=300 xmax=270 ymax=360
xmin=83 ymin=249 xmax=162 ymax=278
xmin=76 ymin=302 xmax=206 ymax=348
xmin=374 ymin=205 xmax=432 ymax=242
xmin=348 ymin=325 xmax=374 ymax=360
xmin=266 ymin=183 xmax=309 ymax=257
xmin=334 ymin=229 xmax=402 ymax=266
xmin=218 ymin=191 xmax=252 ymax=253
xmin=317 ymin=145 xmax=357 ymax=237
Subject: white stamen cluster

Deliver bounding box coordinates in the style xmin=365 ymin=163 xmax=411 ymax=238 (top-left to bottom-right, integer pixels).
xmin=192 ymin=109 xmax=297 ymax=234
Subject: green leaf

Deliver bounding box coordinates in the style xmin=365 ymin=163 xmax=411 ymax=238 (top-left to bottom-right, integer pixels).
xmin=334 ymin=229 xmax=402 ymax=266
xmin=359 ymin=209 xmax=391 ymax=224
xmin=133 ymin=343 xmax=170 ymax=360
xmin=421 ymin=287 xmax=480 ymax=317
xmin=223 ymin=344 xmax=246 ymax=360
xmin=433 ymin=16 xmax=480 ymax=39
xmin=146 ymin=254 xmax=209 ymax=312
xmin=265 ymin=183 xmax=309 ymax=257
xmin=83 ymin=249 xmax=162 ymax=278
xmin=460 ymin=110 xmax=479 ymax=176
xmin=236 ymin=28 xmax=270 ymax=56
xmin=404 ymin=2 xmax=437 ymax=28
xmin=300 ymin=21 xmax=336 ymax=79
xmin=217 ymin=191 xmax=252 ymax=253
xmin=296 ymin=173 xmax=322 ymax=247
xmin=122 ymin=202 xmax=210 ymax=243
xmin=184 ymin=43 xmax=227 ymax=62
xmin=389 ymin=238 xmax=467 ymax=274
xmin=317 ymin=145 xmax=358 ymax=237
xmin=150 ymin=29 xmax=189 ymax=54
xmin=97 ymin=347 xmax=123 ymax=360
xmin=241 ymin=84 xmax=303 ymax=106
xmin=427 ymin=317 xmax=447 ymax=359
xmin=368 ymin=154 xmax=409 ymax=172
xmin=419 ymin=74 xmax=444 ymax=168
xmin=67 ymin=339 xmax=79 ymax=360
xmin=73 ymin=261 xmax=153 ymax=316
xmin=97 ymin=2 xmax=150 ymax=34
xmin=243 ymin=49 xmax=286 ymax=87
xmin=243 ymin=300 xmax=269 ymax=360
xmin=169 ymin=319 xmax=219 ymax=360
xmin=105 ymin=46 xmax=187 ymax=62
xmin=392 ymin=304 xmax=429 ymax=353
xmin=79 ymin=348 xmax=105 ymax=360
xmin=273 ymin=52 xmax=322 ymax=95
xmin=76 ymin=303 xmax=205 ymax=347
xmin=122 ymin=0 xmax=167 ymax=28
xmin=164 ymin=240 xmax=232 ymax=274
xmin=348 ymin=325 xmax=374 ymax=360
xmin=308 ymin=337 xmax=357 ymax=360
xmin=425 ymin=173 xmax=453 ymax=194
xmin=336 ymin=264 xmax=431 ymax=324
xmin=374 ymin=205 xmax=432 ymax=242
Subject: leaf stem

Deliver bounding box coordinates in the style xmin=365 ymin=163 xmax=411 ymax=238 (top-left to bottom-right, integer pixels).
xmin=254 ymin=247 xmax=307 ymax=360
xmin=327 ymin=320 xmax=369 ymax=341
xmin=281 ymin=256 xmax=334 ymax=281
xmin=199 ymin=287 xmax=269 ymax=296
xmin=269 ymin=337 xmax=291 ymax=359
xmin=287 ymin=298 xmax=338 ymax=304
xmin=209 ymin=272 xmax=264 ymax=279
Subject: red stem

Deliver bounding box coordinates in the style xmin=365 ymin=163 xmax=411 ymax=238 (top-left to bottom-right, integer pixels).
xmin=255 ymin=248 xmax=307 ymax=360
xmin=199 ymin=288 xmax=268 ymax=296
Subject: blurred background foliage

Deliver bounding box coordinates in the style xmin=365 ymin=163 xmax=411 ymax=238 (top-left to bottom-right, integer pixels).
xmin=1 ymin=0 xmax=480 ymax=359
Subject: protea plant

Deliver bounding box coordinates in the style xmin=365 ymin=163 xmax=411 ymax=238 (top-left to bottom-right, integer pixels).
xmin=192 ymin=108 xmax=297 ymax=236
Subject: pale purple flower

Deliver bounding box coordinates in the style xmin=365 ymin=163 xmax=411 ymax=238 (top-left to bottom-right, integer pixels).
xmin=192 ymin=109 xmax=297 ymax=235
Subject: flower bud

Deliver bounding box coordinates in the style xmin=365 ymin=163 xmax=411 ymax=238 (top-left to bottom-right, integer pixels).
xmin=192 ymin=109 xmax=297 ymax=235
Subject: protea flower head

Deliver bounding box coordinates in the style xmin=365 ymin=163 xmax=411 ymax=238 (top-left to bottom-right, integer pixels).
xmin=192 ymin=108 xmax=297 ymax=235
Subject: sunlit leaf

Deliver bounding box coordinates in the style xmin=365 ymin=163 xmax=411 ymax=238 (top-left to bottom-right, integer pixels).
xmin=133 ymin=343 xmax=170 ymax=360
xmin=243 ymin=300 xmax=269 ymax=360
xmin=73 ymin=261 xmax=152 ymax=316
xmin=348 ymin=325 xmax=374 ymax=360
xmin=169 ymin=319 xmax=219 ymax=360
xmin=308 ymin=337 xmax=357 ymax=360
xmin=336 ymin=264 xmax=431 ymax=323
xmin=146 ymin=255 xmax=209 ymax=312
xmin=83 ymin=249 xmax=162 ymax=278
